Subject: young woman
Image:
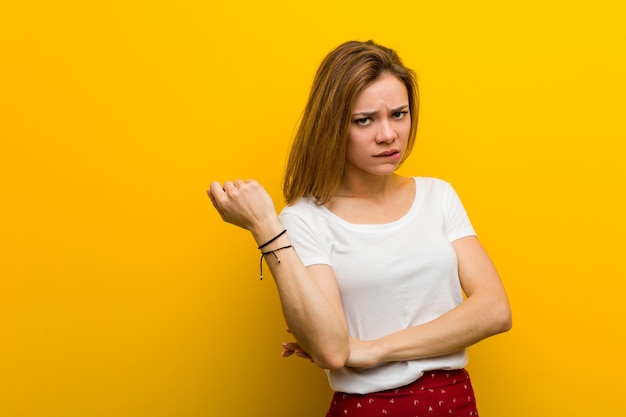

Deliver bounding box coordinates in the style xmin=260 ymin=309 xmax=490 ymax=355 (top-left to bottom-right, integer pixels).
xmin=208 ymin=40 xmax=511 ymax=417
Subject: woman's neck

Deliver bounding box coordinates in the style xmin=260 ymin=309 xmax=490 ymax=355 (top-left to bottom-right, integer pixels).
xmin=335 ymin=173 xmax=403 ymax=200
xmin=325 ymin=174 xmax=415 ymax=224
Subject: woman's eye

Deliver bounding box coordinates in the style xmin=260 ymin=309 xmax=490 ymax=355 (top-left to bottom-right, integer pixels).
xmin=392 ymin=111 xmax=408 ymax=119
xmin=354 ymin=117 xmax=371 ymax=126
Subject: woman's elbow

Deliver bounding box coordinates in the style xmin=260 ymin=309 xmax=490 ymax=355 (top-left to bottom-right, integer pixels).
xmin=314 ymin=346 xmax=349 ymax=370
xmin=317 ymin=353 xmax=349 ymax=371
xmin=492 ymin=299 xmax=512 ymax=334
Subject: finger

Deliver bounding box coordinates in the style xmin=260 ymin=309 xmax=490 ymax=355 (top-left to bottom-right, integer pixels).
xmin=207 ymin=182 xmax=227 ymax=218
xmin=207 ymin=188 xmax=218 ymax=207
xmin=208 ymin=181 xmax=226 ymax=200
xmin=281 ymin=350 xmax=295 ymax=357
xmin=207 ymin=193 xmax=222 ymax=215
xmin=222 ymin=181 xmax=236 ymax=193
xmin=295 ymin=351 xmax=312 ymax=360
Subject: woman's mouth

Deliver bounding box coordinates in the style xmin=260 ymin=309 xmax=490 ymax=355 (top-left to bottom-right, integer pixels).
xmin=375 ymin=149 xmax=400 ymax=159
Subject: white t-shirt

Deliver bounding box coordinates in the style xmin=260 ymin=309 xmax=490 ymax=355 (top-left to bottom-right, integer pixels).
xmin=278 ymin=177 xmax=476 ymax=394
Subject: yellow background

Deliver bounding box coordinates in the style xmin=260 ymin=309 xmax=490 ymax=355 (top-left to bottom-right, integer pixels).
xmin=2 ymin=1 xmax=624 ymax=416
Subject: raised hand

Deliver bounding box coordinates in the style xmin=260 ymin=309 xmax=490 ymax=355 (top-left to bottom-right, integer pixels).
xmin=207 ymin=179 xmax=278 ymax=234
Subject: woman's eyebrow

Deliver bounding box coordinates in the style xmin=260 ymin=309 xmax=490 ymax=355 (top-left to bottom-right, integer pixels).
xmin=391 ymin=104 xmax=409 ymax=112
xmin=352 ymin=104 xmax=409 ymax=118
xmin=352 ymin=110 xmax=378 ymax=118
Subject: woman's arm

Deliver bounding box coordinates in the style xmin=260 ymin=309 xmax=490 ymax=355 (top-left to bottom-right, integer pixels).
xmin=346 ymin=235 xmax=512 ymax=368
xmin=208 ymin=180 xmax=349 ymax=369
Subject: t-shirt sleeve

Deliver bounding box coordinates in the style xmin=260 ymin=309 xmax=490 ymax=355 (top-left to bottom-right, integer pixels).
xmin=279 ymin=210 xmax=331 ymax=267
xmin=443 ymin=183 xmax=477 ymax=242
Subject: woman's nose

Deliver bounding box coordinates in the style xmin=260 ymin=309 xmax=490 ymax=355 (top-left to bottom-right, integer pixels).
xmin=375 ymin=120 xmax=397 ymax=143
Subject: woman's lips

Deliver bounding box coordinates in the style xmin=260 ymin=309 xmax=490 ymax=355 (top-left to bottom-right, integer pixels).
xmin=375 ymin=149 xmax=400 ymax=159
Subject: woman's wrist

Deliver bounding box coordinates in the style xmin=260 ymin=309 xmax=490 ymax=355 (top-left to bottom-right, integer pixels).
xmin=257 ymin=229 xmax=287 ymax=250
xmin=250 ymin=219 xmax=286 ymax=248
xmin=372 ymin=337 xmax=390 ymax=364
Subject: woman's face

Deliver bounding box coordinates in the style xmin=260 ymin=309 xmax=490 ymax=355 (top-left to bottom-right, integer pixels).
xmin=345 ymin=74 xmax=411 ymax=179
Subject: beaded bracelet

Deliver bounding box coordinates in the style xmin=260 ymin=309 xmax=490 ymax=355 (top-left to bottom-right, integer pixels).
xmin=259 ymin=245 xmax=293 ymax=280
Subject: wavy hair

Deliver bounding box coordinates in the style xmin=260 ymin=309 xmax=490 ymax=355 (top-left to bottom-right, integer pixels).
xmin=283 ymin=40 xmax=419 ymax=205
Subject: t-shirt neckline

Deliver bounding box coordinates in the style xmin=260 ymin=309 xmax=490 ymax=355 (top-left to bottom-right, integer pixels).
xmin=318 ymin=177 xmax=423 ymax=229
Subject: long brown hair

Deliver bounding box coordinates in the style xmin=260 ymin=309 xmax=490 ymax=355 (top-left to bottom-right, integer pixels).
xmin=283 ymin=40 xmax=419 ymax=205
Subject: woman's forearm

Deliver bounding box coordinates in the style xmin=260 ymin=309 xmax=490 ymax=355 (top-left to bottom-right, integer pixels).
xmin=208 ymin=180 xmax=349 ymax=370
xmin=253 ymin=222 xmax=350 ymax=370
xmin=348 ymin=286 xmax=511 ymax=368
xmin=379 ymin=292 xmax=510 ymax=363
